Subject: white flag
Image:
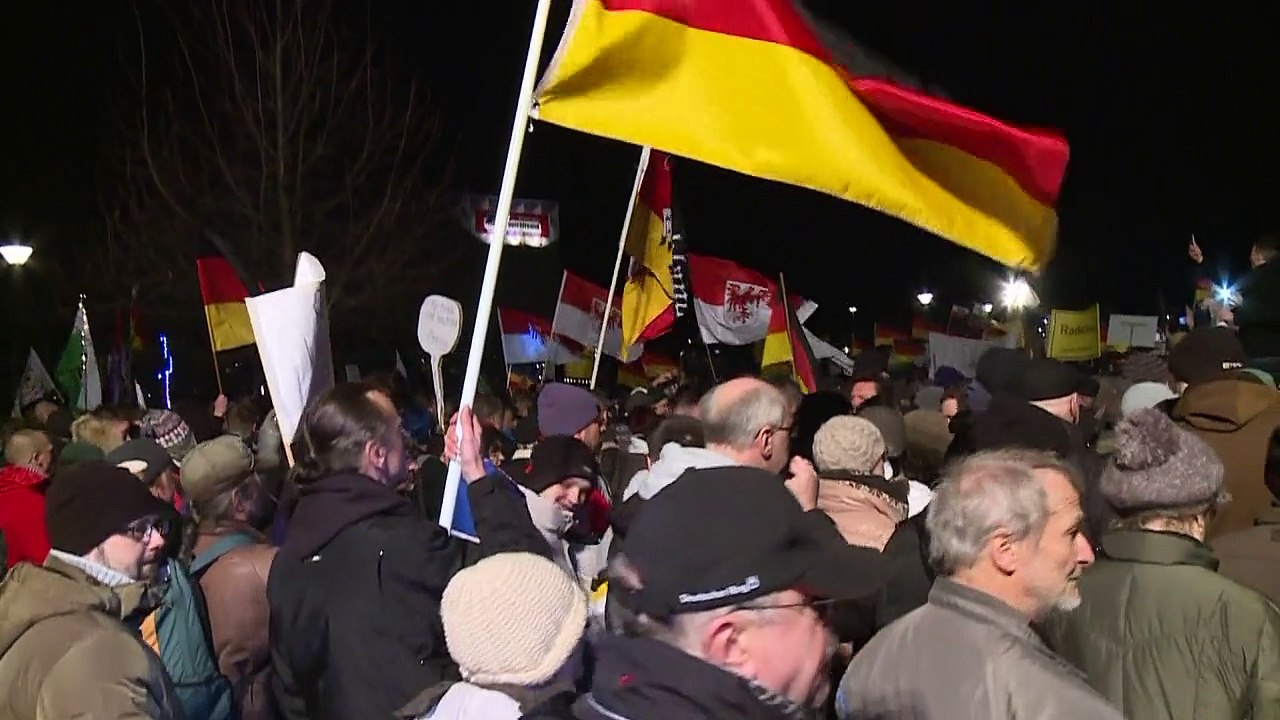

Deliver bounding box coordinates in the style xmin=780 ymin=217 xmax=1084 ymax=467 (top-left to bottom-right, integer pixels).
xmin=12 ymin=349 xmax=57 ymax=417
xmin=245 ymin=252 xmax=335 ymax=444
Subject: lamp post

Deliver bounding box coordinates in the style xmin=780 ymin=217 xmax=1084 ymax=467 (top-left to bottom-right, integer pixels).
xmin=2 ymin=241 xmax=33 ymax=399
xmin=0 ymin=242 xmax=33 ymax=267
xmin=916 ymin=290 xmax=934 ymax=308
xmin=1000 ymin=277 xmax=1038 ymax=348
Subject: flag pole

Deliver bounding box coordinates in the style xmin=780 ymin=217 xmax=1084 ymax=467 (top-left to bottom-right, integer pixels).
xmin=590 ymin=145 xmax=652 ymax=389
xmin=201 ymin=313 xmax=226 ymax=396
xmin=541 ymin=270 xmax=568 ymax=383
xmin=778 ymin=272 xmax=795 ymax=379
xmin=440 ymin=0 xmax=553 ymax=533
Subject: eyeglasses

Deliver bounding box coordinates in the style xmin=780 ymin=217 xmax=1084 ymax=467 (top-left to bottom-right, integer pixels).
xmin=121 ymin=516 xmax=171 ymax=543
xmin=738 ymin=597 xmax=840 ymax=623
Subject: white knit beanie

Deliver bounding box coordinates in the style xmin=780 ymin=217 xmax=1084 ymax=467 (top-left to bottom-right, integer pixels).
xmin=813 ymin=415 xmax=885 ymax=475
xmin=441 ymin=552 xmax=588 ymax=686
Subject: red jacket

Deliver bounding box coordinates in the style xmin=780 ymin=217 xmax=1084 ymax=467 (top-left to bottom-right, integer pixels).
xmin=0 ymin=465 xmax=51 ymax=569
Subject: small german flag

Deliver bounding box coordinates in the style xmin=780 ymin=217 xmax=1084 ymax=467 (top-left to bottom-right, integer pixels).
xmin=196 ymin=237 xmax=255 ymax=352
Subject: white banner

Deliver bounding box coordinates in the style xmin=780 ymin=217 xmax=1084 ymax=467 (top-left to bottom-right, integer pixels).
xmin=927 ymin=332 xmax=1003 ymax=380
xmin=1106 ymin=314 xmax=1159 ymax=349
xmin=246 ymin=252 xmax=335 ymax=443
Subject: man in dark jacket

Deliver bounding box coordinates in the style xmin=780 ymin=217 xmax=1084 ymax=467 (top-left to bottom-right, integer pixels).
xmin=1222 ymin=235 xmax=1280 ymax=367
xmin=960 ymin=358 xmax=1114 ymax=546
xmin=525 ymin=466 xmax=889 ymax=720
xmin=268 ymin=383 xmax=545 ymax=720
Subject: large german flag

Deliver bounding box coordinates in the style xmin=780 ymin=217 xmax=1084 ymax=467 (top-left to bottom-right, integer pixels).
xmin=535 ymin=0 xmax=1070 ymax=269
xmin=196 ymin=241 xmax=255 ymax=352
xmin=621 ymin=149 xmax=677 ymax=348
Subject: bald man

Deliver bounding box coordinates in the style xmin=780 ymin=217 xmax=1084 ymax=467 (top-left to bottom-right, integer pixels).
xmin=0 ymin=429 xmax=54 ymax=568
xmin=698 ymin=377 xmax=818 ymax=509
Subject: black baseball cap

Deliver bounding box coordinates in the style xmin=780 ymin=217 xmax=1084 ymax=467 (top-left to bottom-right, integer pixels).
xmin=617 ymin=466 xmax=889 ymax=618
xmin=106 ymin=438 xmax=176 ymax=487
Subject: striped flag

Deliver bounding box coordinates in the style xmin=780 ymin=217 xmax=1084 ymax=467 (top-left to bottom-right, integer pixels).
xmin=535 ymin=0 xmax=1070 ymax=269
xmin=196 ymin=237 xmax=255 ymax=352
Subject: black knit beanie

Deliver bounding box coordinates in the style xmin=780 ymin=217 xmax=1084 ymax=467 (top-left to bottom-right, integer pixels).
xmin=45 ymin=461 xmax=171 ymax=556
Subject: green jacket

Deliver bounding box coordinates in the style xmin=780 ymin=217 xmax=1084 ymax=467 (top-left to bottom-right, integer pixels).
xmin=0 ymin=555 xmax=182 ymax=719
xmin=1045 ymin=530 xmax=1280 ymax=720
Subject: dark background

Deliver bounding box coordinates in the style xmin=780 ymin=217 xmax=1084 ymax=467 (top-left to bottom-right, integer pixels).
xmin=4 ymin=1 xmax=1279 ymax=397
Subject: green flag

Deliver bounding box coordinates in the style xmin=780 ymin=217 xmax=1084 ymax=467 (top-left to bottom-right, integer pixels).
xmin=56 ymin=299 xmax=102 ymax=411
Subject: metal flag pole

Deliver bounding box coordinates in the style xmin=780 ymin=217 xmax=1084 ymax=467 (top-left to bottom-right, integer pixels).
xmin=590 ymin=145 xmax=652 ymax=389
xmin=541 ymin=270 xmax=568 ymax=383
xmin=439 ymin=0 xmax=554 ymax=533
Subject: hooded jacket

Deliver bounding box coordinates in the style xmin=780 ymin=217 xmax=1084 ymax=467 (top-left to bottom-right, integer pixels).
xmin=0 ymin=465 xmax=50 ymax=569
xmin=620 ymin=445 xmax=735 ymax=501
xmin=1172 ymin=376 xmax=1280 ymax=537
xmin=0 ymin=554 xmax=181 ymax=719
xmin=268 ymin=471 xmax=547 ymax=720
xmin=1044 ymin=530 xmax=1280 ymax=720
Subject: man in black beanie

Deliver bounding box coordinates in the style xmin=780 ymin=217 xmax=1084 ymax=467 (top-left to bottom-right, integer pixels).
xmin=0 ymin=461 xmax=181 ymax=719
xmin=959 ymin=358 xmax=1113 ymax=546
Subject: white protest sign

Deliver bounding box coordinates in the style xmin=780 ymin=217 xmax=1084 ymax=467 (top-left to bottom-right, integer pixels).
xmin=927 ymin=332 xmax=1000 ymax=379
xmin=1106 ymin=314 xmax=1159 ymax=349
xmin=418 ymin=295 xmax=463 ymax=427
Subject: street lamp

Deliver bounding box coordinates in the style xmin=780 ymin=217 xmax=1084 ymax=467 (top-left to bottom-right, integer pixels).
xmin=0 ymin=243 xmax=33 ymax=267
xmin=847 ymin=305 xmax=858 ymax=315
xmin=1000 ymin=277 xmax=1037 ymax=309
xmin=916 ymin=291 xmax=934 ymax=307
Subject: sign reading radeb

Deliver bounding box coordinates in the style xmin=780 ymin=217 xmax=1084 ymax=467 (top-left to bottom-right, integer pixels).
xmin=1046 ymin=305 xmax=1101 ymax=361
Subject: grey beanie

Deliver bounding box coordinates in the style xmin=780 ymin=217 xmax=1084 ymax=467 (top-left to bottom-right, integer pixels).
xmin=1101 ymin=408 xmax=1225 ymax=512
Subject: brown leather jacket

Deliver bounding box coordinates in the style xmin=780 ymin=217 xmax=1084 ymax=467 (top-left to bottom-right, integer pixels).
xmin=193 ymin=527 xmax=279 ymax=720
xmin=1172 ymin=376 xmax=1280 ymax=538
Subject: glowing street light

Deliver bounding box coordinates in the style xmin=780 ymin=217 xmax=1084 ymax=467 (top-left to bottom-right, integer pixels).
xmin=980 ymin=302 xmax=994 ymax=314
xmin=1000 ymin=277 xmax=1037 ymax=310
xmin=0 ymin=243 xmax=33 ymax=267
xmin=916 ymin=291 xmax=934 ymax=307
xmin=848 ymin=305 xmax=858 ymax=315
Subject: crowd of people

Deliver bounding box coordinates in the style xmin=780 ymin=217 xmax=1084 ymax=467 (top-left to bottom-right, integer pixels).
xmin=1 ymin=318 xmax=1280 ymax=719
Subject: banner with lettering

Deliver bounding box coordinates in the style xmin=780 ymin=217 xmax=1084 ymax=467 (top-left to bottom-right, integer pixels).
xmin=1046 ymin=305 xmax=1101 ymax=360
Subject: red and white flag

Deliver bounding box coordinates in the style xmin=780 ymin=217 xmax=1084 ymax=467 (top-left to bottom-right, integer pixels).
xmin=494 ymin=307 xmax=576 ymax=363
xmin=553 ymin=271 xmax=643 ymax=362
xmin=689 ymin=254 xmax=815 ymax=345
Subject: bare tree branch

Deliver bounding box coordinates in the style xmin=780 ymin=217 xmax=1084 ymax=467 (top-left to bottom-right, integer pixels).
xmin=87 ymin=0 xmax=459 ymax=343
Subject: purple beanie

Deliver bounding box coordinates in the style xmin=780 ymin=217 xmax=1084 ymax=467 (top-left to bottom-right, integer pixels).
xmin=537 ymin=383 xmax=599 ymax=437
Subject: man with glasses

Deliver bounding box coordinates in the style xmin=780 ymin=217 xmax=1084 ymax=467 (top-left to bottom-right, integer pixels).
xmin=0 ymin=461 xmax=181 ymax=719
xmin=525 ymin=465 xmax=887 ymax=719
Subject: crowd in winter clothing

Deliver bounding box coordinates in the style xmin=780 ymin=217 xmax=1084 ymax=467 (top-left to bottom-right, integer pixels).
xmin=3 ymin=315 xmax=1280 ymax=719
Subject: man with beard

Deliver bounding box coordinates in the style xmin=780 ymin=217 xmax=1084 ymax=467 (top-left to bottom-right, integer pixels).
xmin=526 ymin=465 xmax=888 ymax=719
xmin=180 ymin=435 xmax=279 ymax=720
xmin=837 ymin=449 xmax=1122 ymax=720
xmin=268 ymin=383 xmax=545 ymax=720
xmin=0 ymin=462 xmax=181 ymax=718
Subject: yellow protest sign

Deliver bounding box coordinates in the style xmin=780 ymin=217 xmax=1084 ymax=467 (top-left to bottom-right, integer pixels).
xmin=1046 ymin=305 xmax=1100 ymax=360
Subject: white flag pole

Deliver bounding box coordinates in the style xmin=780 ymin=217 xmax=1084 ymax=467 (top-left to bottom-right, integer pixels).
xmin=541 ymin=270 xmax=568 ymax=382
xmin=590 ymin=145 xmax=652 ymax=389
xmin=439 ymin=0 xmax=554 ymax=533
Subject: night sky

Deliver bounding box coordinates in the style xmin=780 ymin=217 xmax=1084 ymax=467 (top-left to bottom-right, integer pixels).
xmin=4 ymin=2 xmax=1280 ymax=364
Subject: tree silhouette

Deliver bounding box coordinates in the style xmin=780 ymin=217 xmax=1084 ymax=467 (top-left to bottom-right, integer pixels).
xmin=96 ymin=0 xmax=460 ymax=341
